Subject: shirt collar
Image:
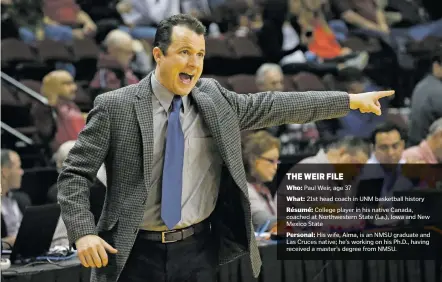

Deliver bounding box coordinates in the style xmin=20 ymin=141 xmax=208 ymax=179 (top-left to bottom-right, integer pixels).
xmin=151 ymin=72 xmax=189 ymax=113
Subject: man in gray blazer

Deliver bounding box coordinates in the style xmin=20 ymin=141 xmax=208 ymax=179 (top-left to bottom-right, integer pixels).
xmin=57 ymin=14 xmax=394 ymax=282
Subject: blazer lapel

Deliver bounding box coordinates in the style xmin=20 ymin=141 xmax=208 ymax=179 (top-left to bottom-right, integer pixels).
xmin=134 ymin=74 xmax=154 ymax=191
xmin=191 ymin=87 xmax=248 ymax=194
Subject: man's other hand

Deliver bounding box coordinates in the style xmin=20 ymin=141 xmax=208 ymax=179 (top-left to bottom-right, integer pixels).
xmin=349 ymin=90 xmax=395 ymax=115
xmin=76 ymin=235 xmax=118 ymax=268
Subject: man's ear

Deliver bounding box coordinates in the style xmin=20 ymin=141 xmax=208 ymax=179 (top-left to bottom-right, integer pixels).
xmin=152 ymin=47 xmax=163 ymax=64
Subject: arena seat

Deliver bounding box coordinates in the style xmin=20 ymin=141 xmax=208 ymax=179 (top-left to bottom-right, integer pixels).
xmin=291 ymin=72 xmax=326 ymax=91
xmin=227 ymin=74 xmax=259 ymax=93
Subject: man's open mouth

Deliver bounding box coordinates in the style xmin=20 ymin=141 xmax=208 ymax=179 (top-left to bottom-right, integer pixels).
xmin=179 ymin=72 xmax=194 ymax=84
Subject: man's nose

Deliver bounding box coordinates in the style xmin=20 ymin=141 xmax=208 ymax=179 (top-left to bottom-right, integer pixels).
xmin=187 ymin=55 xmax=198 ymax=67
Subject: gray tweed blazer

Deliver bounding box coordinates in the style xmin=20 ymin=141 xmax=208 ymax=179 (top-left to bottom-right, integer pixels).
xmin=57 ymin=72 xmax=350 ymax=282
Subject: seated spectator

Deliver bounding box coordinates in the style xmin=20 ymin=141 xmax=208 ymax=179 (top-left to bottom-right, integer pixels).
xmin=293 ymin=0 xmax=369 ymax=63
xmin=90 ymin=30 xmax=140 ymax=92
xmin=1 ymin=149 xmax=27 ymax=248
xmin=253 ymin=63 xmax=320 ymax=154
xmin=330 ymin=0 xmax=442 ymax=41
xmin=368 ymin=122 xmax=406 ymax=165
xmin=2 ymin=0 xmax=84 ymax=76
xmin=408 ymin=49 xmax=442 ymax=146
xmin=117 ymin=0 xmax=180 ymax=39
xmin=1 ymin=149 xmax=68 ymax=249
xmin=3 ymin=0 xmax=97 ymax=45
xmin=42 ymin=0 xmax=97 ymax=40
xmin=32 ymin=70 xmax=86 ymax=153
xmin=242 ymin=131 xmax=279 ymax=232
xmin=257 ymin=0 xmax=368 ymax=77
xmin=317 ymin=67 xmax=389 ymax=140
xmin=329 ymin=0 xmax=390 ymax=34
xmin=363 ymin=122 xmax=417 ymax=200
xmin=255 ymin=63 xmax=284 ymax=92
xmin=403 ymin=118 xmax=442 ymax=164
xmin=275 ymin=136 xmax=370 ymax=211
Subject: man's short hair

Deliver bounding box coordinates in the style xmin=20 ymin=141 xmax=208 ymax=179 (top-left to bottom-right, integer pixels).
xmin=326 ymin=136 xmax=371 ymax=157
xmin=153 ymin=14 xmax=206 ymax=55
xmin=1 ymin=149 xmax=13 ymax=168
xmin=255 ymin=63 xmax=283 ymax=85
xmin=428 ymin=117 xmax=442 ymax=136
xmin=370 ymin=122 xmax=404 ymax=144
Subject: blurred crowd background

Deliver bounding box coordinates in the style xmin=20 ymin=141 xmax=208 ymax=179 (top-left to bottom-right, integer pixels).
xmin=1 ymin=0 xmax=442 ymax=249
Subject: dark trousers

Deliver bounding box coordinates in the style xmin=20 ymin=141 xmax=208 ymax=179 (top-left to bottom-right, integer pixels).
xmin=118 ymin=229 xmax=218 ymax=282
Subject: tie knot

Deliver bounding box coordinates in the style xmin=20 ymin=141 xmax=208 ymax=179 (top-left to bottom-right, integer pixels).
xmin=171 ymin=95 xmax=182 ymax=112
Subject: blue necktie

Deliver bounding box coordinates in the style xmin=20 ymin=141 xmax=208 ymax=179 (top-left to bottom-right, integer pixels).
xmin=161 ymin=95 xmax=184 ymax=229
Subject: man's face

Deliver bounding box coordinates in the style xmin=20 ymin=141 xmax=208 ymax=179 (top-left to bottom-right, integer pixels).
xmin=1 ymin=152 xmax=24 ymax=190
xmin=374 ymin=130 xmax=404 ymax=164
xmin=109 ymin=39 xmax=134 ymax=68
xmin=259 ymin=69 xmax=284 ymax=92
xmin=154 ymin=25 xmax=205 ymax=96
xmin=57 ymin=71 xmax=77 ymax=100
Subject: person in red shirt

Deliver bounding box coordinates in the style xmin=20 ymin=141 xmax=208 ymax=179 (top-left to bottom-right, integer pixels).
xmin=33 ymin=70 xmax=86 ymax=153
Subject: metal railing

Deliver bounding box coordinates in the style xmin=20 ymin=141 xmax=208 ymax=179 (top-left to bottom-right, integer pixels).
xmin=1 ymin=72 xmax=48 ymax=105
xmin=0 ymin=122 xmax=34 ymax=145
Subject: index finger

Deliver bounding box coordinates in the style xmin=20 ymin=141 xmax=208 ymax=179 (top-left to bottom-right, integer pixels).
xmin=374 ymin=90 xmax=395 ymax=98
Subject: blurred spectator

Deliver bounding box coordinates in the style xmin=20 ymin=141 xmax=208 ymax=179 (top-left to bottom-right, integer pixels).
xmin=403 ymin=118 xmax=442 ymax=164
xmin=275 ymin=137 xmax=371 ymax=210
xmin=43 ymin=0 xmax=97 ymax=39
xmin=330 ymin=0 xmax=442 ymax=41
xmin=293 ymin=0 xmax=369 ymax=63
xmin=368 ymin=122 xmax=405 ymax=164
xmin=3 ymin=0 xmax=97 ymax=43
xmin=299 ymin=136 xmax=371 ymax=164
xmin=1 ymin=149 xmax=69 ymax=249
xmin=361 ymin=122 xmax=414 ymax=201
xmin=317 ymin=67 xmax=388 ymax=139
xmin=255 ymin=63 xmax=284 ymax=92
xmin=252 ymin=63 xmax=319 ymax=151
xmin=407 ymin=49 xmax=442 ymax=146
xmin=242 ymin=131 xmax=279 ymax=231
xmin=330 ymin=0 xmax=390 ymax=34
xmin=32 ymin=70 xmax=86 ymax=153
xmin=47 ymin=141 xmax=106 ymax=224
xmin=257 ymin=0 xmax=368 ymax=77
xmin=90 ymin=30 xmax=140 ymax=92
xmin=117 ymin=0 xmax=180 ymax=39
xmin=1 ymin=149 xmax=28 ymax=248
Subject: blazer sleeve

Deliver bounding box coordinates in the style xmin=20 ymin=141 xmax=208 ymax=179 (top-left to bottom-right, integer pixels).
xmin=213 ymin=80 xmax=350 ymax=131
xmin=57 ymin=95 xmax=111 ymax=245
